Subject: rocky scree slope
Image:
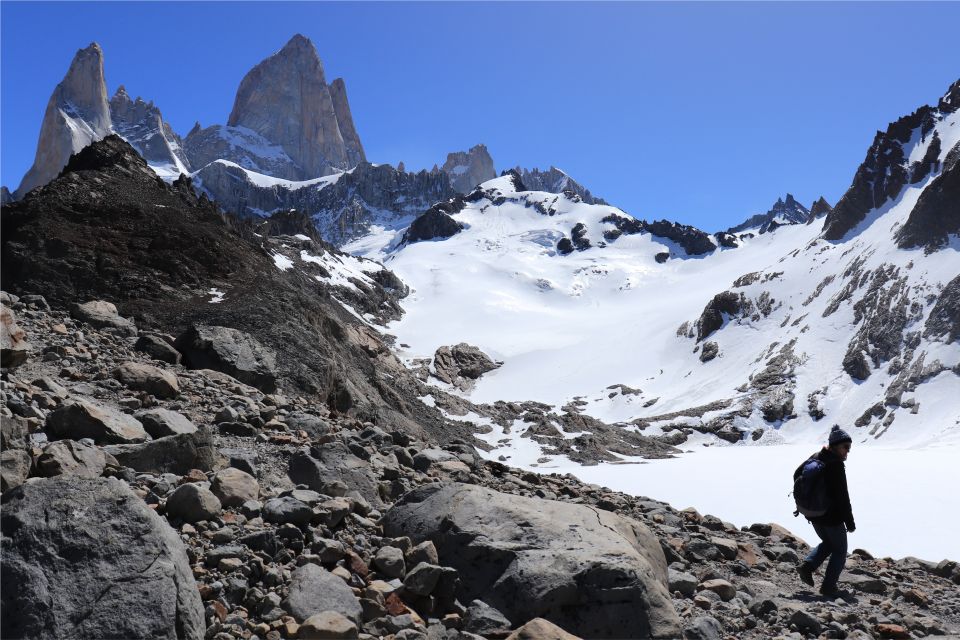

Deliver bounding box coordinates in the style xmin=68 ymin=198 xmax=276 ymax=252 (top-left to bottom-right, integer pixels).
xmin=2 ymin=295 xmax=959 ymax=640
xmin=0 ymin=134 xmax=470 ymax=443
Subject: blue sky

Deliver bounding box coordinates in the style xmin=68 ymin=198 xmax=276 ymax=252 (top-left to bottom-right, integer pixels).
xmin=2 ymin=2 xmax=958 ymax=230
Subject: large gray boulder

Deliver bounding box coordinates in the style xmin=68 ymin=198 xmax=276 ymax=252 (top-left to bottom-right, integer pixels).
xmin=433 ymin=343 xmax=502 ymax=388
xmin=283 ymin=563 xmax=362 ymax=623
xmin=382 ymin=483 xmax=681 ymax=639
xmin=1 ymin=476 xmax=205 ymax=639
xmin=288 ymin=442 xmax=382 ymax=507
xmin=174 ymin=325 xmax=278 ymax=392
xmin=35 ymin=439 xmax=115 ymax=478
xmin=46 ymin=398 xmax=149 ymax=444
xmin=137 ymin=408 xmax=198 ymax=438
xmin=102 ymin=426 xmax=219 ymax=474
xmin=69 ymin=299 xmax=137 ymax=336
xmin=113 ymin=361 xmax=179 ymax=398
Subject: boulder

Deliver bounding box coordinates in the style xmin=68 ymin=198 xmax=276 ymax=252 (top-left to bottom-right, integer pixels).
xmin=210 ymin=467 xmax=259 ymax=507
xmin=683 ymin=616 xmax=723 ymax=640
xmin=283 ymin=563 xmax=362 ymax=623
xmin=299 ymin=611 xmax=358 ymax=640
xmin=1 ymin=414 xmax=30 ymax=450
xmin=35 ymin=439 xmax=115 ymax=478
xmin=136 ymin=408 xmax=197 ymax=438
xmin=0 ymin=449 xmax=31 ymax=492
xmin=1 ymin=306 xmax=29 ymax=368
xmin=113 ymin=362 xmax=179 ymax=398
xmin=263 ymin=495 xmax=313 ymax=526
xmin=134 ymin=334 xmax=182 ymax=365
xmin=175 ymin=325 xmax=278 ymax=392
xmin=289 ymin=442 xmax=382 ymax=507
xmin=433 ymin=343 xmax=501 ymax=386
xmin=1 ymin=476 xmax=204 ymax=639
xmin=69 ymin=300 xmax=137 ymax=336
xmin=506 ymin=618 xmax=582 ymax=640
xmin=164 ymin=482 xmax=221 ymax=523
xmin=102 ymin=426 xmax=219 ymax=474
xmin=698 ymin=579 xmax=736 ymax=602
xmin=373 ymin=545 xmax=406 ymax=579
xmin=46 ymin=399 xmax=149 ymax=444
xmin=463 ymin=599 xmax=512 ymax=636
xmin=382 ymin=483 xmax=681 ymax=639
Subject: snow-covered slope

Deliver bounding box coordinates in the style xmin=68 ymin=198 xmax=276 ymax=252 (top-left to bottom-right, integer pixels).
xmin=351 ymin=96 xmax=959 ymax=457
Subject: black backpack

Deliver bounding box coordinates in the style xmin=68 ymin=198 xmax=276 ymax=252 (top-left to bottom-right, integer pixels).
xmin=793 ymin=455 xmax=828 ymax=518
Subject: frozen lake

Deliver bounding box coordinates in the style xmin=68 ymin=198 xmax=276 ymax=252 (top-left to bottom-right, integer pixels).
xmin=483 ymin=441 xmax=960 ymax=562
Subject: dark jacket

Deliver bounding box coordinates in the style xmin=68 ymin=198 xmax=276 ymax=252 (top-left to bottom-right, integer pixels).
xmin=794 ymin=447 xmax=855 ymax=529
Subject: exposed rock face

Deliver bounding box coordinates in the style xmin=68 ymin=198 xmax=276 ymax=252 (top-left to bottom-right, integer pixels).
xmin=382 ymin=483 xmax=681 ymax=639
xmin=696 ymin=291 xmax=744 ymax=342
xmin=808 ymin=196 xmax=833 ymax=220
xmin=402 ymin=198 xmax=466 ymax=244
xmin=227 ymin=34 xmax=365 ymax=179
xmin=175 ymin=325 xmax=278 ymax=393
xmin=1 ymin=476 xmax=205 ymax=640
xmin=923 ymin=274 xmax=960 ymax=343
xmin=109 ymin=85 xmax=190 ymax=177
xmin=605 ymin=215 xmax=717 ymax=256
xmin=441 ymin=144 xmax=496 ymax=193
xmin=46 ymin=398 xmax=149 ymax=444
xmin=15 ymin=43 xmax=111 ymax=198
xmin=728 ymin=194 xmax=811 ymax=234
xmin=183 ymin=124 xmax=300 ymax=179
xmin=192 ymin=160 xmax=456 ymax=246
xmin=517 ymin=166 xmax=607 ymax=205
xmin=895 ymin=157 xmax=960 ymax=252
xmin=0 ymin=187 xmax=11 ymax=205
xmin=822 ymin=79 xmax=959 ymax=241
xmin=102 ymin=427 xmax=219 ymax=475
xmin=432 ymin=343 xmax=502 ymax=389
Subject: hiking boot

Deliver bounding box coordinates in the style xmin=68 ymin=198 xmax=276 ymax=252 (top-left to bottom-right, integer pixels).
xmin=819 ymin=584 xmax=841 ymax=598
xmin=797 ymin=563 xmax=815 ymax=587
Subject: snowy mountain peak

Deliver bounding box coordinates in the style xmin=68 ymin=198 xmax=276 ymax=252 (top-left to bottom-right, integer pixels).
xmin=226 ymin=35 xmax=364 ymax=179
xmin=109 ymin=84 xmax=190 ymax=180
xmin=727 ymin=193 xmax=811 ymax=234
xmin=517 ymin=166 xmax=607 ymax=205
xmin=14 ymin=42 xmax=111 ymax=198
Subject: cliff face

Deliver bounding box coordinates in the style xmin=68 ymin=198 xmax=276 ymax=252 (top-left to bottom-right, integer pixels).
xmin=440 ymin=144 xmax=496 ymax=193
xmin=109 ymin=86 xmax=190 ymax=179
xmin=14 ymin=43 xmax=112 ymax=199
xmin=226 ymin=34 xmax=365 ymax=179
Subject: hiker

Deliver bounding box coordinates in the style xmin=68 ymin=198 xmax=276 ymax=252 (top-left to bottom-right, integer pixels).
xmin=795 ymin=425 xmax=855 ymax=597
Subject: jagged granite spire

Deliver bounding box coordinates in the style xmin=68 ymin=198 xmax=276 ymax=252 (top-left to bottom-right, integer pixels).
xmin=110 ymin=85 xmax=191 ymax=178
xmin=15 ymin=43 xmax=111 ymax=198
xmin=227 ymin=34 xmax=364 ymax=178
xmin=441 ymin=144 xmax=496 ymax=193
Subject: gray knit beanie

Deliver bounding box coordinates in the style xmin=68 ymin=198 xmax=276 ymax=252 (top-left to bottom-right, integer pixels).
xmin=829 ymin=425 xmax=852 ymax=446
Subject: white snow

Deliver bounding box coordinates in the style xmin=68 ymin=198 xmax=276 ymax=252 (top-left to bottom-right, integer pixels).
xmin=343 ymin=142 xmax=960 ymax=561
xmin=271 ymin=252 xmax=294 ymax=271
xmin=207 ymin=288 xmax=226 ymax=304
xmin=202 ymin=160 xmax=344 ymax=191
xmin=477 ymin=440 xmax=960 ymax=561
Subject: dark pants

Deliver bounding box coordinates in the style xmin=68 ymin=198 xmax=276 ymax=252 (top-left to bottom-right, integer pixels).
xmin=804 ymin=523 xmax=847 ymax=591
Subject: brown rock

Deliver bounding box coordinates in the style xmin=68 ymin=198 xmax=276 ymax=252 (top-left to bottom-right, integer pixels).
xmin=0 ymin=449 xmax=31 ymax=492
xmin=506 ymin=618 xmax=582 ymax=640
xmin=113 ymin=362 xmax=179 ymax=398
xmin=698 ymin=579 xmax=736 ymax=602
xmin=875 ymin=623 xmax=910 ymax=639
xmin=46 ymin=399 xmax=149 ymax=444
xmin=298 ymin=611 xmax=358 ymax=640
xmin=210 ymin=467 xmax=259 ymax=507
xmin=1 ymin=306 xmax=29 ymax=368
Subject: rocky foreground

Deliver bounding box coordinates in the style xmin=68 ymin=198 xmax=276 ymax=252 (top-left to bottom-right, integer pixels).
xmin=2 ymin=294 xmax=960 ymax=640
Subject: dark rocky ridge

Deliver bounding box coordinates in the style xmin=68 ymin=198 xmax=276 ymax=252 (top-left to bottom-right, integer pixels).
xmin=0 ymin=135 xmax=459 ymax=441
xmin=895 ymin=154 xmax=960 ymax=252
xmin=193 ymin=160 xmax=457 ymax=247
xmin=727 ymin=194 xmax=812 ymax=234
xmin=822 ymin=79 xmax=959 ymax=242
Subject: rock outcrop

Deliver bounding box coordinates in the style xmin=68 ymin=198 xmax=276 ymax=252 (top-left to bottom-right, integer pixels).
xmin=822 ymin=79 xmax=959 ymax=241
xmin=109 ymin=85 xmax=190 ymax=178
xmin=226 ymin=34 xmax=365 ymax=179
xmin=1 ymin=476 xmax=205 ymax=640
xmin=441 ymin=144 xmax=496 ymax=194
xmin=383 ymin=483 xmax=682 ymax=639
xmin=728 ymin=194 xmax=811 ymax=234
xmin=192 ymin=160 xmax=455 ymax=246
xmin=14 ymin=43 xmax=111 ymax=199
xmin=517 ymin=166 xmax=607 ymax=205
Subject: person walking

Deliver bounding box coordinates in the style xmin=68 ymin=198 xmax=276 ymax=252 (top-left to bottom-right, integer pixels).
xmin=796 ymin=425 xmax=855 ymax=597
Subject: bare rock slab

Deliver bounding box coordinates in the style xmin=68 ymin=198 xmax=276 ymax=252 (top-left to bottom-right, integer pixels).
xmin=382 ymin=483 xmax=681 ymax=639
xmin=1 ymin=476 xmax=204 ymax=639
